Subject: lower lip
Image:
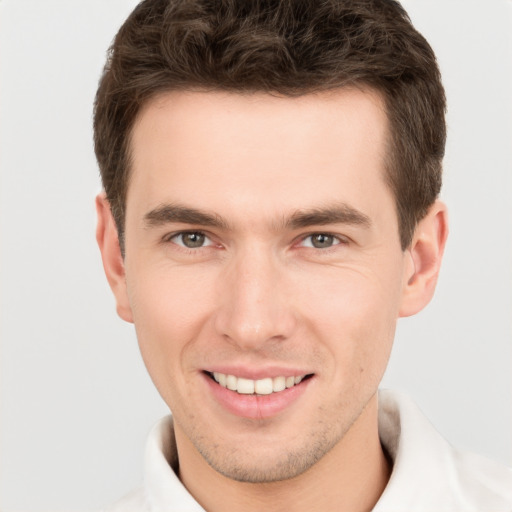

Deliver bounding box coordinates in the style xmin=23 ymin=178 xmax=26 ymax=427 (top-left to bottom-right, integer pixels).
xmin=203 ymin=373 xmax=312 ymax=419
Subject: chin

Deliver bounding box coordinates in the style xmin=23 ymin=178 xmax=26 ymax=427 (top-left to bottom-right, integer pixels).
xmin=197 ymin=431 xmax=340 ymax=483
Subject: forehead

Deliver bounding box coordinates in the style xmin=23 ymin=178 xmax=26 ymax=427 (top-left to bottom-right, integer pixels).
xmin=132 ymin=88 xmax=388 ymax=153
xmin=126 ymin=88 xmax=394 ymax=229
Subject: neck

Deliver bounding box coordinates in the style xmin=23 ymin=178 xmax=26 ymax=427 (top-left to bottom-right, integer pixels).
xmin=176 ymin=394 xmax=390 ymax=512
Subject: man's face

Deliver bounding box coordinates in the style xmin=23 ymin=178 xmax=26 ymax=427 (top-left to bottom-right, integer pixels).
xmin=120 ymin=89 xmax=411 ymax=481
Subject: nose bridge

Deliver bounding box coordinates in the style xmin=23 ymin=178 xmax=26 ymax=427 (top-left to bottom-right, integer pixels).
xmin=215 ymin=242 xmax=294 ymax=349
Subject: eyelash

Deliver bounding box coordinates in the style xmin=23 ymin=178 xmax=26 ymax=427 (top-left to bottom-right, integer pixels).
xmin=298 ymin=232 xmax=349 ymax=250
xmin=163 ymin=231 xmax=216 ymax=250
xmin=162 ymin=230 xmax=349 ymax=253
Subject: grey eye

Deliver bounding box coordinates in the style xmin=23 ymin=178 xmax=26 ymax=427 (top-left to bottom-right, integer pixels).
xmin=310 ymin=234 xmax=335 ymax=248
xmin=300 ymin=233 xmax=341 ymax=249
xmin=176 ymin=232 xmax=207 ymax=248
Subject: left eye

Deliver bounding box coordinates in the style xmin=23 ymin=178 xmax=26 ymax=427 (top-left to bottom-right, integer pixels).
xmin=170 ymin=232 xmax=213 ymax=249
xmin=300 ymin=233 xmax=342 ymax=249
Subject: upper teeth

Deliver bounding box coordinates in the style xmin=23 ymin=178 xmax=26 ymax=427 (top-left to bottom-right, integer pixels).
xmin=212 ymin=372 xmax=305 ymax=395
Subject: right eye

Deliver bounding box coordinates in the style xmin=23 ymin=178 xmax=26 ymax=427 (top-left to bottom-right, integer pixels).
xmin=169 ymin=231 xmax=213 ymax=249
xmin=300 ymin=233 xmax=340 ymax=249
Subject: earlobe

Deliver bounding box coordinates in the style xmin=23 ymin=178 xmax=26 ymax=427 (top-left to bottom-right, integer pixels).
xmin=399 ymin=200 xmax=449 ymax=317
xmin=95 ymin=193 xmax=134 ymax=323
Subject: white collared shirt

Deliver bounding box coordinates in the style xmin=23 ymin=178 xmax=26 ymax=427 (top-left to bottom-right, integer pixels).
xmin=102 ymin=390 xmax=512 ymax=511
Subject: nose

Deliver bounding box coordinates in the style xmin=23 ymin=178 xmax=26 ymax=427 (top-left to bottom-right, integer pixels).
xmin=214 ymin=245 xmax=296 ymax=351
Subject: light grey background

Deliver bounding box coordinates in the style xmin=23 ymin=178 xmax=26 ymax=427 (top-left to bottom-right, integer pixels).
xmin=1 ymin=1 xmax=511 ymax=511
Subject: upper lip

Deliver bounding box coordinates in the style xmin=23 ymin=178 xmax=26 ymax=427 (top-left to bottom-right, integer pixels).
xmin=204 ymin=366 xmax=313 ymax=380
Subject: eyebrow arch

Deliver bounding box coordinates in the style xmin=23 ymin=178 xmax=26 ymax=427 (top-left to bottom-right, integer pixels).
xmin=143 ymin=204 xmax=230 ymax=230
xmin=143 ymin=202 xmax=371 ymax=232
xmin=286 ymin=204 xmax=371 ymax=230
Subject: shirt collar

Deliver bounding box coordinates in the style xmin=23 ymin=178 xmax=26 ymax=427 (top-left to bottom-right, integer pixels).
xmin=141 ymin=389 xmax=512 ymax=511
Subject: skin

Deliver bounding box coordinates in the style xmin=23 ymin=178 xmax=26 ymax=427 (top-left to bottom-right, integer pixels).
xmin=97 ymin=88 xmax=448 ymax=512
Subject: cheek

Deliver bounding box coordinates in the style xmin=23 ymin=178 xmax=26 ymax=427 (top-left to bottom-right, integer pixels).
xmin=129 ymin=260 xmax=216 ymax=332
xmin=297 ymin=264 xmax=401 ymax=379
xmin=125 ymin=262 xmax=217 ymax=396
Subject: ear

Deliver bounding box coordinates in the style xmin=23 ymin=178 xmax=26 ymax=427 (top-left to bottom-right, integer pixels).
xmin=95 ymin=193 xmax=133 ymax=323
xmin=399 ymin=200 xmax=449 ymax=317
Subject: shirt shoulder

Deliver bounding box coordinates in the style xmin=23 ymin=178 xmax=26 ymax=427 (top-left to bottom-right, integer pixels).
xmin=375 ymin=389 xmax=512 ymax=511
xmin=451 ymin=448 xmax=512 ymax=506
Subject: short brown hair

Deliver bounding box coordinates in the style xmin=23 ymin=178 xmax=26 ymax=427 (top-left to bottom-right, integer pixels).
xmin=94 ymin=0 xmax=446 ymax=252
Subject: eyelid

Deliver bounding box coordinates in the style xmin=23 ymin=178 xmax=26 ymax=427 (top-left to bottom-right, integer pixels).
xmin=297 ymin=232 xmax=350 ymax=248
xmin=161 ymin=229 xmax=350 ymax=250
xmin=163 ymin=230 xmax=215 ymax=247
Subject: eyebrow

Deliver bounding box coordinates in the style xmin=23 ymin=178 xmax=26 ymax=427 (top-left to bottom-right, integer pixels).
xmin=286 ymin=204 xmax=371 ymax=230
xmin=143 ymin=202 xmax=371 ymax=231
xmin=144 ymin=204 xmax=230 ymax=230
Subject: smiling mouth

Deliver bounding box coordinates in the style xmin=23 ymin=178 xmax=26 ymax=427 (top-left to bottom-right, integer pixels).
xmin=205 ymin=371 xmax=313 ymax=395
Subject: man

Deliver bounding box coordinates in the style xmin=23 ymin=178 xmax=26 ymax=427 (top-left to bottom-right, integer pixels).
xmin=93 ymin=0 xmax=512 ymax=510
